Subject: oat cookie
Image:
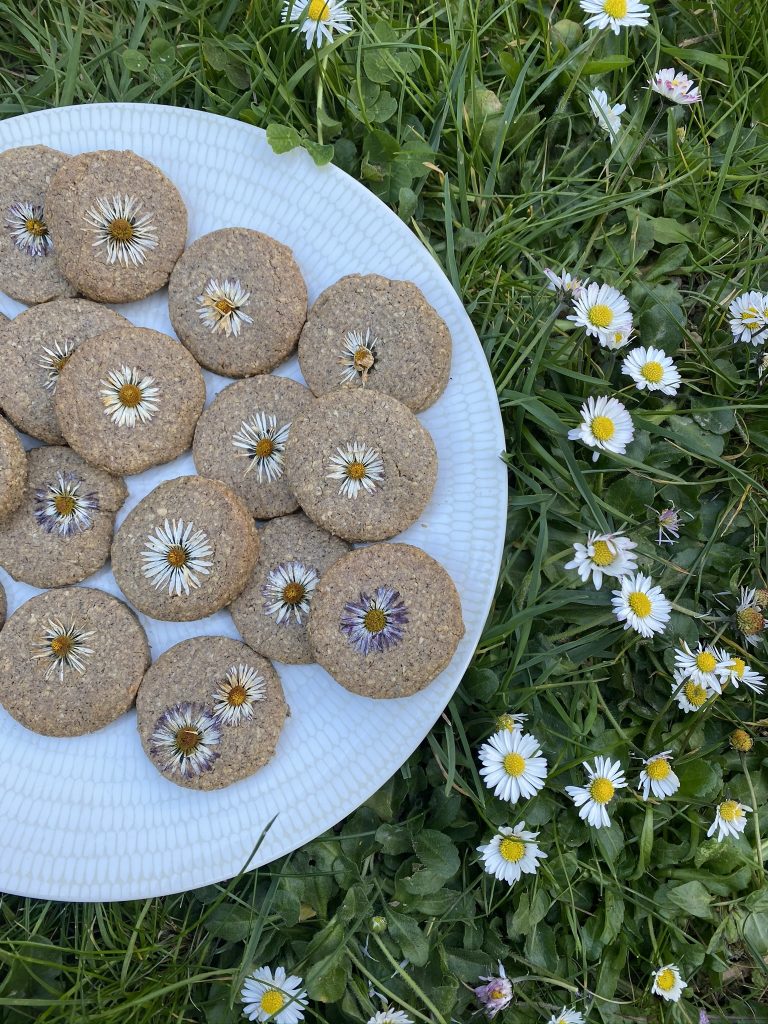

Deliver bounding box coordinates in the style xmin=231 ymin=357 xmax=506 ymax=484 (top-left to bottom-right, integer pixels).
xmin=0 ymin=413 xmax=26 ymax=521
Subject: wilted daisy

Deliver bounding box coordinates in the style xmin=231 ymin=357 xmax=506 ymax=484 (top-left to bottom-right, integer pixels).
xmin=736 ymin=587 xmax=767 ymax=646
xmin=588 ymin=87 xmax=625 ymax=136
xmin=39 ymin=339 xmax=75 ymax=393
xmin=241 ymin=965 xmax=308 ymax=1024
xmin=638 ymin=751 xmax=680 ymax=801
xmin=565 ymin=756 xmax=627 ymax=828
xmin=653 ymin=504 xmax=685 ymax=545
xmin=598 ymin=325 xmax=634 ymax=350
xmin=327 ymin=442 xmax=384 ymax=498
xmin=6 ymin=200 xmax=52 ymax=256
xmin=714 ymin=649 xmax=766 ymax=694
xmin=34 ymin=472 xmax=99 ymax=536
xmin=281 ymin=0 xmax=352 ymax=48
xmin=672 ymin=673 xmax=714 ymax=713
xmin=579 ymin=0 xmax=650 ymax=33
xmin=621 ymin=346 xmax=681 ymax=395
xmin=650 ymin=68 xmax=701 ymax=104
xmin=262 ymin=561 xmax=318 ymax=625
xmin=568 ymin=282 xmax=632 ymax=339
xmin=341 ymin=586 xmax=408 ymax=654
xmin=564 ymin=530 xmax=638 ymax=589
xmin=544 ymin=268 xmax=586 ymax=303
xmin=31 ymin=619 xmax=95 ymax=682
xmin=196 ymin=278 xmax=254 ymax=337
xmin=651 ymin=965 xmax=686 ymax=1003
xmin=547 ymin=1009 xmax=585 ymax=1024
xmin=478 ymin=823 xmax=547 ymax=885
xmin=150 ymin=702 xmax=221 ymax=778
xmin=84 ymin=194 xmax=158 ymax=266
xmin=727 ymin=290 xmax=768 ymax=346
xmin=478 ymin=728 xmax=548 ymax=804
xmin=730 ymin=728 xmax=754 ymax=752
xmin=473 ymin=963 xmax=512 ymax=1020
xmin=211 ymin=664 xmax=265 ymax=726
xmin=707 ymin=800 xmax=751 ymax=842
xmin=673 ymin=641 xmax=728 ymax=692
xmin=367 ymin=1011 xmax=413 ymax=1024
xmin=233 ymin=413 xmax=290 ymax=482
xmin=497 ymin=712 xmax=527 ymax=732
xmin=100 ymin=365 xmax=160 ymax=427
xmin=340 ymin=328 xmax=378 ymax=385
xmin=611 ymin=573 xmax=671 ymax=638
xmin=568 ymin=395 xmax=634 ymax=462
xmin=142 ymin=518 xmax=213 ymax=596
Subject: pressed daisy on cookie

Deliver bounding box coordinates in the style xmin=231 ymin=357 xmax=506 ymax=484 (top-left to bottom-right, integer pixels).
xmin=564 ymin=530 xmax=638 ymax=589
xmin=478 ymin=728 xmax=548 ymax=804
xmin=621 ymin=346 xmax=681 ymax=395
xmin=707 ymin=800 xmax=751 ymax=842
xmin=651 ymin=964 xmax=686 ymax=1002
xmin=568 ymin=395 xmax=634 ymax=462
xmin=638 ymin=751 xmax=680 ymax=801
xmin=567 ymin=281 xmax=632 ymax=339
xmin=611 ymin=573 xmax=671 ymax=638
xmin=588 ymin=87 xmax=625 ymax=136
xmin=478 ymin=823 xmax=547 ymax=885
xmin=650 ymin=68 xmax=701 ymax=104
xmin=579 ymin=0 xmax=650 ymax=34
xmin=566 ymin=756 xmax=626 ymax=828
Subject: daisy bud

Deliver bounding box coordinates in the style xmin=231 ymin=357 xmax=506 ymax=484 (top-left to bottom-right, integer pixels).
xmin=370 ymin=915 xmax=387 ymax=934
xmin=754 ymin=588 xmax=768 ymax=607
xmin=730 ymin=729 xmax=754 ymax=752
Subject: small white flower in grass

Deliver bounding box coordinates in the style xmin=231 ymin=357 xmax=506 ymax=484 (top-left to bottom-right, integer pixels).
xmin=568 ymin=282 xmax=632 ymax=339
xmin=568 ymin=395 xmax=634 ymax=462
xmin=473 ymin=963 xmax=512 ymax=1019
xmin=262 ymin=561 xmax=318 ymax=625
xmin=713 ymin=649 xmax=766 ymax=694
xmin=478 ymin=823 xmax=547 ymax=885
xmin=327 ymin=442 xmax=384 ymax=498
xmin=565 ymin=756 xmax=626 ymax=828
xmin=672 ymin=673 xmax=714 ymax=713
xmin=650 ymin=68 xmax=701 ymax=104
xmin=84 ymin=194 xmax=158 ymax=266
xmin=622 ymin=346 xmax=681 ymax=395
xmin=196 ymin=278 xmax=253 ymax=337
xmin=281 ymin=0 xmax=352 ymax=49
xmin=651 ymin=965 xmax=686 ymax=1003
xmin=707 ymin=800 xmax=751 ymax=842
xmin=673 ymin=640 xmax=728 ymax=693
xmin=340 ymin=328 xmax=378 ymax=385
xmin=478 ymin=729 xmax=548 ymax=804
xmin=241 ymin=966 xmax=307 ymax=1024
xmin=142 ymin=518 xmax=213 ymax=596
xmin=544 ymin=268 xmax=587 ymax=302
xmin=100 ymin=365 xmax=160 ymax=427
xmin=367 ymin=1011 xmax=414 ymax=1024
xmin=564 ymin=530 xmax=638 ymax=590
xmin=638 ymin=751 xmax=680 ymax=801
xmin=728 ymin=291 xmax=768 ymax=346
xmin=736 ymin=587 xmax=768 ymax=646
xmin=211 ymin=664 xmax=265 ymax=726
xmin=588 ymin=88 xmax=625 ymax=136
xmin=547 ymin=1008 xmax=585 ymax=1024
xmin=597 ymin=325 xmax=634 ymax=350
xmin=611 ymin=573 xmax=671 ymax=638
xmin=39 ymin=339 xmax=75 ymax=393
xmin=232 ymin=413 xmax=291 ymax=482
xmin=579 ymin=0 xmax=650 ymax=33
xmin=32 ymin=619 xmax=95 ymax=682
xmin=653 ymin=504 xmax=687 ymax=545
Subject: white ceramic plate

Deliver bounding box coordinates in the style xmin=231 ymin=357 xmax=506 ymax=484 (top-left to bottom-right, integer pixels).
xmin=0 ymin=104 xmax=506 ymax=901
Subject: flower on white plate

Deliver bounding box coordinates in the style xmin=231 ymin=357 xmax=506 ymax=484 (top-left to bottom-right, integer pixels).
xmin=6 ymin=200 xmax=52 ymax=256
xmin=232 ymin=413 xmax=291 ymax=483
xmin=728 ymin=290 xmax=768 ymax=346
xmin=597 ymin=325 xmax=634 ymax=350
xmin=579 ymin=0 xmax=651 ymax=34
xmin=477 ymin=728 xmax=548 ymax=804
xmin=211 ymin=664 xmax=266 ymax=726
xmin=241 ymin=965 xmax=308 ymax=1024
xmin=565 ymin=755 xmax=627 ymax=828
xmin=340 ymin=328 xmax=379 ymax=385
xmin=478 ymin=823 xmax=547 ymax=885
xmin=100 ymin=365 xmax=160 ymax=427
xmin=672 ymin=673 xmax=714 ymax=713
xmin=141 ymin=518 xmax=213 ymax=596
xmin=588 ymin=87 xmax=625 ymax=136
xmin=568 ymin=281 xmax=632 ymax=339
xmin=281 ymin=0 xmax=352 ymax=49
xmin=638 ymin=751 xmax=680 ymax=801
xmin=673 ymin=641 xmax=728 ymax=692
xmin=547 ymin=1008 xmax=585 ymax=1024
xmin=651 ymin=964 xmax=686 ymax=1002
xmin=262 ymin=561 xmax=318 ymax=625
xmin=473 ymin=963 xmax=512 ymax=1019
xmin=621 ymin=346 xmax=681 ymax=395
xmin=196 ymin=278 xmax=253 ymax=337
xmin=568 ymin=395 xmax=634 ymax=462
xmin=84 ymin=194 xmax=158 ymax=266
xmin=544 ymin=268 xmax=587 ymax=302
xmin=714 ymin=649 xmax=766 ymax=694
xmin=611 ymin=573 xmax=671 ymax=638
xmin=367 ymin=1011 xmax=414 ymax=1024
xmin=564 ymin=530 xmax=638 ymax=589
xmin=34 ymin=471 xmax=99 ymax=536
xmin=707 ymin=800 xmax=751 ymax=842
xmin=736 ymin=587 xmax=768 ymax=646
xmin=31 ymin=619 xmax=95 ymax=681
xmin=650 ymin=68 xmax=701 ymax=104
xmin=327 ymin=442 xmax=384 ymax=498
xmin=149 ymin=702 xmax=221 ymax=778
xmin=39 ymin=339 xmax=75 ymax=393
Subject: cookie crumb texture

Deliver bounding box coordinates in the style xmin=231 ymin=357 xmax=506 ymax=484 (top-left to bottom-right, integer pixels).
xmin=298 ymin=273 xmax=452 ymax=412
xmin=45 ymin=149 xmax=187 ymax=303
xmin=54 ymin=326 xmax=206 ymax=476
xmin=111 ymin=475 xmax=259 ymax=621
xmin=193 ymin=375 xmax=315 ymax=520
xmin=285 ymin=389 xmax=438 ymax=542
xmin=0 ymin=145 xmax=77 ymax=304
xmin=136 ymin=636 xmax=288 ymax=790
xmin=0 ymin=413 xmax=27 ymax=522
xmin=309 ymin=543 xmax=464 ymax=698
xmin=0 ymin=298 xmax=129 ymax=444
xmin=0 ymin=586 xmax=149 ymax=737
xmin=168 ymin=227 xmax=307 ymax=377
xmin=231 ymin=512 xmax=350 ymax=664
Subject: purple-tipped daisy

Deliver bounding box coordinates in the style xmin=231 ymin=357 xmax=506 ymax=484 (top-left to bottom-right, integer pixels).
xmin=34 ymin=472 xmax=99 ymax=536
xmin=6 ymin=200 xmax=52 ymax=256
xmin=149 ymin=702 xmax=221 ymax=778
xmin=340 ymin=586 xmax=408 ymax=654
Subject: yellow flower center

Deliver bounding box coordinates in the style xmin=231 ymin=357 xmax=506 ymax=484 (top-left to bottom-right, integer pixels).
xmin=108 ymin=217 xmax=135 ymax=242
xmin=591 ymin=540 xmax=616 ymax=567
xmin=641 ymin=361 xmax=664 ymax=383
xmin=695 ymin=651 xmax=716 ymax=673
xmin=497 ymin=713 xmax=517 ymax=731
xmin=737 ymin=607 xmax=765 ymax=636
xmin=260 ymin=990 xmax=285 ymax=1015
xmin=503 ymin=752 xmax=526 ymax=777
xmin=54 ymin=354 xmax=71 ymax=374
xmin=628 ymin=591 xmax=652 ymax=618
xmin=490 ymin=986 xmax=506 ymax=1000
xmin=656 ymin=968 xmax=676 ymax=991
xmin=227 ymin=684 xmax=247 ymax=707
xmin=742 ymin=308 xmax=761 ymax=327
xmin=214 ymin=298 xmax=236 ymax=316
xmin=54 ymin=494 xmax=76 ymax=517
xmin=354 ymin=347 xmax=374 ymax=372
xmin=730 ymin=729 xmax=753 ymax=752
xmin=499 ymin=837 xmax=525 ymax=862
xmin=683 ymin=680 xmax=708 ymax=707
xmin=719 ymin=800 xmax=742 ymax=823
xmin=25 ymin=216 xmax=47 ymax=237
xmin=587 ymin=303 xmax=614 ymax=329
xmin=347 ymin=460 xmax=367 ymax=480
xmin=175 ymin=726 xmax=201 ymax=755
xmin=730 ymin=657 xmax=746 ymax=678
xmin=364 ymin=608 xmax=387 ymax=633
xmin=282 ymin=582 xmax=305 ymax=606
xmin=50 ymin=635 xmax=73 ymax=657
xmin=118 ymin=383 xmax=142 ymax=408
xmin=254 ymin=438 xmax=274 ymax=459
xmin=590 ymin=415 xmax=615 ymax=441
xmin=166 ymin=544 xmax=187 ymax=568
xmin=589 ymin=777 xmax=615 ymax=804
xmin=307 ymin=0 xmax=331 ymax=20
xmin=646 ymin=758 xmax=671 ymax=781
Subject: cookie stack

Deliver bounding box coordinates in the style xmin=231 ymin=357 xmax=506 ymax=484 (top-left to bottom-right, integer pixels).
xmin=0 ymin=144 xmax=464 ymax=791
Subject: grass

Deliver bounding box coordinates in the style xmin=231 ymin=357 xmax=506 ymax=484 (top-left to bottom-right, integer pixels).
xmin=2 ymin=0 xmax=768 ymax=1020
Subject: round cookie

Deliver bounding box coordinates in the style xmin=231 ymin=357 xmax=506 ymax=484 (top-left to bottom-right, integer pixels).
xmin=0 ymin=298 xmax=129 ymax=444
xmin=309 ymin=543 xmax=464 ymax=698
xmin=0 ymin=413 xmax=26 ymax=521
xmin=231 ymin=512 xmax=350 ymax=664
xmin=0 ymin=445 xmax=127 ymax=589
xmin=0 ymin=145 xmax=77 ymax=304
xmin=53 ymin=326 xmax=206 ymax=476
xmin=0 ymin=587 xmax=149 ymax=737
xmin=193 ymin=375 xmax=314 ymax=521
xmin=284 ymin=389 xmax=437 ymax=542
xmin=111 ymin=475 xmax=259 ymax=622
xmin=168 ymin=228 xmax=307 ymax=377
xmin=298 ymin=274 xmax=452 ymax=412
xmin=136 ymin=636 xmax=288 ymax=791
xmin=45 ymin=149 xmax=187 ymax=303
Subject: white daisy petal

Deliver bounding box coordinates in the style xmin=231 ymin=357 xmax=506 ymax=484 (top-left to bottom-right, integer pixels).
xmin=196 ymin=277 xmax=254 ymax=337
xmin=672 ymin=672 xmax=715 ymax=713
xmin=588 ymin=87 xmax=626 ymax=136
xmin=211 ymin=664 xmax=266 ymax=726
xmin=262 ymin=561 xmax=319 ymax=625
xmin=713 ymin=648 xmax=766 ymax=694
xmin=340 ymin=328 xmax=379 ymax=385
xmin=141 ymin=518 xmax=213 ymax=596
xmin=31 ymin=619 xmax=95 ymax=681
xmin=673 ymin=640 xmax=729 ymax=692
xmin=547 ymin=1008 xmax=585 ymax=1024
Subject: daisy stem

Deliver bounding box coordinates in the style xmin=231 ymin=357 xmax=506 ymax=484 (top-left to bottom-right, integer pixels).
xmin=316 ymin=51 xmax=329 ymax=145
xmin=369 ymin=933 xmax=448 ymax=1024
xmin=346 ymin=946 xmax=440 ymax=1024
xmin=742 ymin=758 xmax=764 ymax=883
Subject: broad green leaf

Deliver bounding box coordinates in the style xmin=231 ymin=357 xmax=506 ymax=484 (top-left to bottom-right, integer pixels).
xmin=386 ymin=908 xmax=430 ymax=965
xmin=266 ymin=123 xmax=302 ymax=154
xmin=121 ymin=48 xmax=148 ymax=72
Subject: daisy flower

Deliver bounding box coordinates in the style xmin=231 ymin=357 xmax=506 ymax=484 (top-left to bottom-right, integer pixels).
xmin=233 ymin=413 xmax=291 ymax=482
xmin=327 ymin=442 xmax=384 ymax=498
xmin=707 ymin=800 xmax=751 ymax=842
xmin=728 ymin=290 xmax=768 ymax=346
xmin=281 ymin=0 xmax=352 ymax=49
xmin=367 ymin=1011 xmax=413 ymax=1024
xmin=473 ymin=963 xmax=512 ymax=1019
xmin=579 ymin=0 xmax=650 ymax=34
xmin=672 ymin=673 xmax=714 ymax=713
xmin=340 ymin=328 xmax=378 ymax=385
xmin=100 ymin=365 xmax=160 ymax=427
xmin=478 ymin=823 xmax=547 ymax=885
xmin=84 ymin=194 xmax=158 ymax=266
xmin=714 ymin=649 xmax=766 ymax=694
xmin=262 ymin=561 xmax=318 ymax=625
xmin=211 ymin=664 xmax=266 ymax=726
xmin=651 ymin=964 xmax=686 ymax=1003
xmin=565 ymin=756 xmax=627 ymax=828
xmin=673 ymin=641 xmax=728 ymax=692
xmin=39 ymin=339 xmax=75 ymax=393
xmin=544 ymin=268 xmax=587 ymax=302
xmin=611 ymin=573 xmax=671 ymax=638
xmin=496 ymin=712 xmax=527 ymax=733
xmin=588 ymin=87 xmax=625 ymax=136
xmin=149 ymin=702 xmax=221 ymax=778
xmin=638 ymin=751 xmax=680 ymax=801
xmin=568 ymin=395 xmax=634 ymax=462
xmin=31 ymin=619 xmax=95 ymax=682
xmin=6 ymin=200 xmax=52 ymax=256
xmin=621 ymin=346 xmax=681 ymax=395
xmin=564 ymin=530 xmax=638 ymax=589
xmin=241 ymin=965 xmax=308 ymax=1024
xmin=650 ymin=68 xmax=701 ymax=104
xmin=653 ymin=504 xmax=686 ymax=545
xmin=34 ymin=472 xmax=99 ymax=536
xmin=598 ymin=325 xmax=634 ymax=350
xmin=569 ymin=282 xmax=632 ymax=343
xmin=141 ymin=518 xmax=213 ymax=596
xmin=340 ymin=586 xmax=408 ymax=654
xmin=547 ymin=1009 xmax=585 ymax=1024
xmin=196 ymin=278 xmax=254 ymax=337
xmin=730 ymin=728 xmax=753 ymax=752
xmin=478 ymin=728 xmax=548 ymax=804
xmin=736 ymin=587 xmax=767 ymax=646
